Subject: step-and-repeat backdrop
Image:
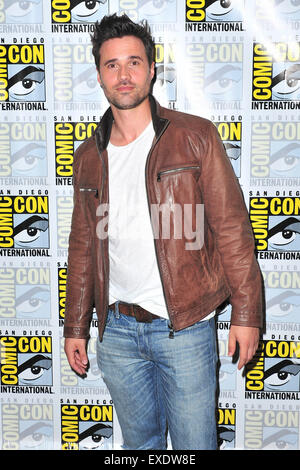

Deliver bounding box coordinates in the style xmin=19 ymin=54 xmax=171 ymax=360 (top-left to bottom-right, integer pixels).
xmin=0 ymin=0 xmax=300 ymax=451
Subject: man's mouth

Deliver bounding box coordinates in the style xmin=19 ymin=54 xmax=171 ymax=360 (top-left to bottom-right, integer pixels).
xmin=116 ymin=84 xmax=135 ymax=92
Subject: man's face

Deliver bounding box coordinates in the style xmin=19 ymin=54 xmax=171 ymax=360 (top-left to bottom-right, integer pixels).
xmin=97 ymin=35 xmax=154 ymax=110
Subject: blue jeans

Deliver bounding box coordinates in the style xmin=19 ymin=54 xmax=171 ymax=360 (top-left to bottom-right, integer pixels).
xmin=96 ymin=305 xmax=218 ymax=450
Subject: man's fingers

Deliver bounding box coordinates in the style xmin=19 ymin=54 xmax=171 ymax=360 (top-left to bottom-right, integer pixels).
xmin=237 ymin=343 xmax=250 ymax=370
xmin=227 ymin=329 xmax=237 ymax=358
xmin=74 ymin=349 xmax=88 ymax=374
xmin=64 ymin=338 xmax=88 ymax=376
xmin=75 ymin=347 xmax=88 ymax=366
xmin=238 ymin=341 xmax=258 ymax=370
xmin=229 ymin=325 xmax=260 ymax=370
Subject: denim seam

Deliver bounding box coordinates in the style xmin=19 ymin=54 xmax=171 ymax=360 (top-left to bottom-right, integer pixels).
xmin=154 ymin=364 xmax=166 ymax=450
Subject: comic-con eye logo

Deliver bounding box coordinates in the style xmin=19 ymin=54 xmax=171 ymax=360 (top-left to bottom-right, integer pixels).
xmin=52 ymin=44 xmax=103 ymax=107
xmin=61 ymin=405 xmax=113 ymax=450
xmin=0 ymin=0 xmax=43 ymax=24
xmin=245 ymin=340 xmax=300 ymax=397
xmin=244 ymin=409 xmax=299 ymax=450
xmin=185 ymin=0 xmax=244 ymax=23
xmin=51 ymin=0 xmax=108 ymax=24
xmin=251 ymin=121 xmax=300 ymax=178
xmin=263 ymin=270 xmax=300 ymax=325
xmin=119 ymin=0 xmax=177 ymax=23
xmin=0 ymin=44 xmax=45 ymax=103
xmin=0 ymin=195 xmax=49 ymax=252
xmin=0 ymin=266 xmax=51 ymax=319
xmin=1 ymin=403 xmax=54 ymax=450
xmin=185 ymin=42 xmax=243 ymax=108
xmin=249 ymin=197 xmax=300 ymax=254
xmin=252 ymin=42 xmax=300 ymax=109
xmin=0 ymin=335 xmax=53 ymax=391
xmin=0 ymin=122 xmax=47 ymax=178
xmin=0 ymin=44 xmax=46 ymax=102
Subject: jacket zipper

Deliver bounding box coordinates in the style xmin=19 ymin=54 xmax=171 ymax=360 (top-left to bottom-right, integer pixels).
xmin=145 ymin=121 xmax=175 ymax=338
xmin=157 ymin=165 xmax=200 ymax=182
xmin=79 ymin=187 xmax=98 ymax=197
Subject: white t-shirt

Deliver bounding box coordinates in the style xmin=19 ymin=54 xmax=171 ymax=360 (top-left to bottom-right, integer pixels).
xmin=108 ymin=121 xmax=169 ymax=318
xmin=107 ymin=120 xmax=215 ymax=322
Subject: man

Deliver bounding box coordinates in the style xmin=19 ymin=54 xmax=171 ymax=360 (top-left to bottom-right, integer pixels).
xmin=64 ymin=13 xmax=263 ymax=450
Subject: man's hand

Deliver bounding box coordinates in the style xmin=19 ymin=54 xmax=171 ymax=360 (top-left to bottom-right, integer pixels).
xmin=228 ymin=325 xmax=260 ymax=370
xmin=64 ymin=337 xmax=89 ymax=376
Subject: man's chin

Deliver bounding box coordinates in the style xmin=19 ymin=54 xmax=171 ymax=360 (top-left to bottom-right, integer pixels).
xmin=109 ymin=93 xmax=149 ymax=110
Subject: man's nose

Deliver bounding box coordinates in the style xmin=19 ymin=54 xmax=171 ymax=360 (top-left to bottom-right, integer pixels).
xmin=118 ymin=64 xmax=130 ymax=81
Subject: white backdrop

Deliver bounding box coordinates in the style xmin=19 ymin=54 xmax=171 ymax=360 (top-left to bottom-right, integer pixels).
xmin=0 ymin=0 xmax=300 ymax=451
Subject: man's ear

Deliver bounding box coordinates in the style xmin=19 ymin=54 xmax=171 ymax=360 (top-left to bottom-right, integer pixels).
xmin=150 ymin=61 xmax=155 ymax=80
xmin=97 ymin=70 xmax=102 ymax=88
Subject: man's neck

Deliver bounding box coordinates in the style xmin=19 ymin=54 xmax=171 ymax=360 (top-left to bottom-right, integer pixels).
xmin=109 ymin=97 xmax=152 ymax=146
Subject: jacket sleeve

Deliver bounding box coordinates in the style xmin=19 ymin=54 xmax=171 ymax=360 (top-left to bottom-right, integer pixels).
xmin=199 ymin=121 xmax=264 ymax=329
xmin=63 ymin=145 xmax=94 ymax=339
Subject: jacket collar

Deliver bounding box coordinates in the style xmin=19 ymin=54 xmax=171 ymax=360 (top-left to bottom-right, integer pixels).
xmin=95 ymin=94 xmax=169 ymax=152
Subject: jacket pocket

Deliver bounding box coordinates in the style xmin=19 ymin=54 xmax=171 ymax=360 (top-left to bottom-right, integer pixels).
xmin=157 ymin=165 xmax=201 ymax=181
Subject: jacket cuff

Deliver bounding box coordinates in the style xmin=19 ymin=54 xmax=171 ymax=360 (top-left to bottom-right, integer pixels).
xmin=230 ymin=312 xmax=263 ymax=329
xmin=63 ymin=325 xmax=90 ymax=339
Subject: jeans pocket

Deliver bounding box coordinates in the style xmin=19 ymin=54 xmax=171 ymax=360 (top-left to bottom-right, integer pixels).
xmin=105 ymin=309 xmax=134 ymax=328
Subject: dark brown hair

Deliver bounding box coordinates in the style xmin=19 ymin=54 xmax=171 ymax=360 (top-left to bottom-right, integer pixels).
xmin=90 ymin=13 xmax=155 ymax=70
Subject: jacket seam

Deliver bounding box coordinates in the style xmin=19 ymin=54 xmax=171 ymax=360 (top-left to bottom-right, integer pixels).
xmin=201 ymin=122 xmax=233 ymax=299
xmin=72 ymin=166 xmax=93 ymax=328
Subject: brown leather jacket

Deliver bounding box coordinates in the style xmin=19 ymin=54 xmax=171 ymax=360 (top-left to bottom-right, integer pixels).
xmin=64 ymin=95 xmax=263 ymax=340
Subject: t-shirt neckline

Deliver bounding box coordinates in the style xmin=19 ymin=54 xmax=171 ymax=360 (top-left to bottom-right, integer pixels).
xmin=108 ymin=120 xmax=154 ymax=150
